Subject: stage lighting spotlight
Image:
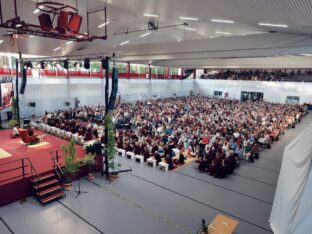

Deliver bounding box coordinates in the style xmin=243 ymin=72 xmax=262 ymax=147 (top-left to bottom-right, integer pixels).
xmin=84 ymin=58 xmax=90 ymax=69
xmin=26 ymin=61 xmax=33 ymax=69
xmin=64 ymin=59 xmax=69 ymax=69
xmin=73 ymin=62 xmax=80 ymax=68
xmin=56 ymin=63 xmax=62 ymax=69
xmin=40 ymin=61 xmax=45 ymax=69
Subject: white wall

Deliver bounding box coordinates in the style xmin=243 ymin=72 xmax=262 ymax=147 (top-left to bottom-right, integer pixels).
xmin=10 ymin=78 xmax=312 ymax=119
xmin=194 ymin=80 xmax=312 ymax=104
xmin=16 ymin=78 xmax=194 ymax=118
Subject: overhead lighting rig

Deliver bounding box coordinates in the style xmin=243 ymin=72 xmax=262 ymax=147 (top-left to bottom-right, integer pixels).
xmin=113 ymin=21 xmax=188 ymax=36
xmin=0 ymin=0 xmax=108 ymax=43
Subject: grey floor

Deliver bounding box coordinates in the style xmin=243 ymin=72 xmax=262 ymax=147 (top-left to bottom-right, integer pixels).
xmin=1 ymin=113 xmax=311 ymax=234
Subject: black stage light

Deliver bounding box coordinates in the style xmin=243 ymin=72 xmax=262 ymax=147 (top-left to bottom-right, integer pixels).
xmin=64 ymin=59 xmax=69 ymax=69
xmin=84 ymin=58 xmax=90 ymax=70
xmin=26 ymin=61 xmax=33 ymax=69
xmin=101 ymin=57 xmax=110 ymax=70
xmin=40 ymin=61 xmax=45 ymax=69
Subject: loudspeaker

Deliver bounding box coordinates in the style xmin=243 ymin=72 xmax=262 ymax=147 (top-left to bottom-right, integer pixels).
xmin=63 ymin=59 xmax=69 ymax=70
xmin=68 ymin=14 xmax=82 ymax=33
xmin=57 ymin=11 xmax=69 ymax=34
xmin=20 ymin=67 xmax=27 ymax=94
xmin=108 ymin=67 xmax=118 ymax=111
xmin=101 ymin=57 xmax=110 ymax=70
xmin=23 ymin=119 xmax=30 ymax=126
xmin=29 ymin=102 xmax=36 ymax=107
xmin=38 ymin=13 xmax=53 ymax=31
xmin=75 ymin=97 xmax=80 ymax=108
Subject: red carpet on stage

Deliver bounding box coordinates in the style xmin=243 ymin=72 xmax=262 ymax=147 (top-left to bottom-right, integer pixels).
xmin=0 ymin=129 xmax=86 ymax=206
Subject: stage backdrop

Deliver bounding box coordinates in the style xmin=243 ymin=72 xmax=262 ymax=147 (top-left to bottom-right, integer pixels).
xmin=270 ymin=122 xmax=312 ymax=234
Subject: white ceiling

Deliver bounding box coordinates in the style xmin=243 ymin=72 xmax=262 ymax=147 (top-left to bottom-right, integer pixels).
xmin=1 ymin=0 xmax=312 ymax=67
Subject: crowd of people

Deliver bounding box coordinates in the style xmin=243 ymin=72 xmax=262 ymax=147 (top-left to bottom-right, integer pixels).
xmin=41 ymin=96 xmax=306 ymax=179
xmin=199 ymin=69 xmax=312 ymax=82
xmin=114 ymin=96 xmax=306 ymax=178
xmin=41 ymin=105 xmax=105 ymax=141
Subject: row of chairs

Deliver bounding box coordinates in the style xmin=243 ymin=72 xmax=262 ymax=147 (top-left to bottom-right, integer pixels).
xmin=32 ymin=122 xmax=85 ymax=145
xmin=116 ymin=148 xmax=169 ymax=172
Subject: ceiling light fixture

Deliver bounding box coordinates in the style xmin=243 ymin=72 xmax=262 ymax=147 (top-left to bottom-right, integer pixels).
xmin=66 ymin=41 xmax=74 ymax=45
xmin=140 ymin=32 xmax=151 ymax=38
xmin=258 ymin=22 xmax=288 ymax=28
xmin=53 ymin=47 xmax=61 ymax=51
xmin=33 ymin=6 xmax=44 ymax=14
xmin=301 ymin=53 xmax=312 ymax=57
xmin=215 ymin=31 xmax=231 ymax=35
xmin=98 ymin=21 xmax=110 ymax=28
xmin=184 ymin=27 xmax=197 ymax=31
xmin=0 ymin=40 xmax=3 ymax=44
xmin=143 ymin=13 xmax=159 ymax=18
xmin=211 ymin=19 xmax=234 ymax=24
xmin=120 ymin=40 xmax=130 ymax=46
xmin=179 ymin=16 xmax=198 ymax=21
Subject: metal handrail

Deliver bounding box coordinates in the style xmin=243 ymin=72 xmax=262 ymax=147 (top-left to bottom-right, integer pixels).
xmin=0 ymin=157 xmax=39 ymax=185
xmin=24 ymin=157 xmax=40 ymax=183
xmin=50 ymin=150 xmax=64 ymax=180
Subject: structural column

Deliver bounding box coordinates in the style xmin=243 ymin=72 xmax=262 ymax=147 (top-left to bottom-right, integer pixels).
xmin=165 ymin=66 xmax=169 ymax=79
xmin=126 ymin=62 xmax=130 ymax=79
xmin=148 ymin=64 xmax=152 ymax=79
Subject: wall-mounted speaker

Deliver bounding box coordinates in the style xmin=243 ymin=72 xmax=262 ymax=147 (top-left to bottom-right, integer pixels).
xmin=108 ymin=67 xmax=118 ymax=111
xmin=29 ymin=102 xmax=36 ymax=107
xmin=20 ymin=67 xmax=27 ymax=94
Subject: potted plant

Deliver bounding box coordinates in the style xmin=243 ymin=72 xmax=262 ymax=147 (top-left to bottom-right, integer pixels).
xmin=7 ymin=97 xmax=19 ymax=129
xmin=7 ymin=119 xmax=18 ymax=128
xmin=105 ymin=112 xmax=121 ymax=180
xmin=61 ymin=138 xmax=80 ymax=190
xmin=81 ymin=153 xmax=96 ymax=180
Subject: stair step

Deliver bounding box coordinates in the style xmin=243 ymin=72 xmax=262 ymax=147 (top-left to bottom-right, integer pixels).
xmin=33 ymin=178 xmax=59 ymax=190
xmin=31 ymin=173 xmax=55 ymax=183
xmin=36 ymin=185 xmax=62 ymax=197
xmin=39 ymin=191 xmax=65 ymax=204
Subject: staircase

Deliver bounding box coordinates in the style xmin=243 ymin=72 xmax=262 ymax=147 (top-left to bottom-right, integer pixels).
xmin=31 ymin=172 xmax=65 ymax=206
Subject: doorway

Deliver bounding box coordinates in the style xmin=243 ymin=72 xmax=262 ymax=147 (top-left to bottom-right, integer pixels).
xmin=240 ymin=91 xmax=264 ymax=102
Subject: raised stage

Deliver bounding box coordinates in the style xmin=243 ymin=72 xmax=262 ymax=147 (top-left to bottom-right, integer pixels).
xmin=0 ymin=129 xmax=85 ymax=206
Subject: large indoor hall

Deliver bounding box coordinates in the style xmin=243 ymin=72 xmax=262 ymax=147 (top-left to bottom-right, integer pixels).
xmin=0 ymin=1 xmax=312 ymax=234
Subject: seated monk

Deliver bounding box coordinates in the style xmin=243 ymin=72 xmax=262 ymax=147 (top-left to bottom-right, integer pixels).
xmin=165 ymin=154 xmax=175 ymax=170
xmin=215 ymin=159 xmax=230 ymax=179
xmin=27 ymin=125 xmax=35 ymax=136
xmin=154 ymin=151 xmax=162 ymax=166
xmin=208 ymin=155 xmax=223 ymax=176
xmin=143 ymin=147 xmax=150 ymax=161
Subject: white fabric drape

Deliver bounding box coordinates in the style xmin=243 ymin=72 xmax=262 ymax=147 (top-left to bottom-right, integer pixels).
xmin=270 ymin=122 xmax=312 ymax=234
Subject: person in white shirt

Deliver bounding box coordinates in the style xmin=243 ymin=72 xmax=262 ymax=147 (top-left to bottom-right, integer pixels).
xmin=12 ymin=124 xmax=20 ymax=136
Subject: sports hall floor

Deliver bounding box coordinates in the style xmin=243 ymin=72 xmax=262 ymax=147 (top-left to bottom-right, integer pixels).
xmin=1 ymin=113 xmax=311 ymax=234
